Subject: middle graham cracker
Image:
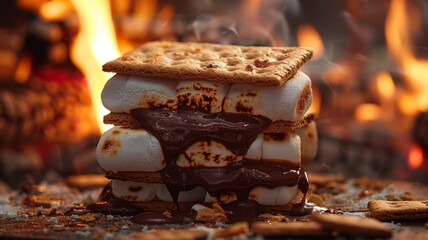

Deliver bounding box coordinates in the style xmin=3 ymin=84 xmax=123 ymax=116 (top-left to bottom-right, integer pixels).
xmin=102 ymin=41 xmax=313 ymax=86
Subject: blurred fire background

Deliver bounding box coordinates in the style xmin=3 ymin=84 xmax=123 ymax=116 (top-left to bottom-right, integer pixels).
xmin=0 ymin=0 xmax=427 ymax=188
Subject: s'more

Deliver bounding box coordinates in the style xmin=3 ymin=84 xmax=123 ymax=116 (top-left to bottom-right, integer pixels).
xmin=95 ymin=41 xmax=317 ymax=222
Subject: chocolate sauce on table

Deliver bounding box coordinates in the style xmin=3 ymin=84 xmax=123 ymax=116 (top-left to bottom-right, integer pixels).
xmin=92 ymin=109 xmax=310 ymax=223
xmin=87 ymin=183 xmax=144 ymax=216
xmin=132 ymin=211 xmax=194 ymax=225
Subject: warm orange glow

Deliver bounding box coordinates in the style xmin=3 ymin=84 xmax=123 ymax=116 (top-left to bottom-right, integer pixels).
xmin=375 ymin=71 xmax=395 ymax=99
xmin=240 ymin=0 xmax=262 ymax=22
xmin=70 ymin=0 xmax=120 ymax=133
xmin=154 ymin=4 xmax=175 ymax=41
xmin=407 ymin=144 xmax=423 ymax=170
xmin=385 ymin=0 xmax=428 ymax=115
xmin=39 ymin=0 xmax=72 ymax=21
xmin=14 ymin=54 xmax=32 ymax=83
xmin=237 ymin=0 xmax=284 ymax=46
xmin=309 ymin=85 xmax=321 ymax=115
xmin=297 ymin=24 xmax=324 ymax=59
xmin=354 ymin=103 xmax=382 ymax=121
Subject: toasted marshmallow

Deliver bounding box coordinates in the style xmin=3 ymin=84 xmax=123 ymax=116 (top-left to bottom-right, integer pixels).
xmin=244 ymin=134 xmax=263 ymax=161
xmin=98 ymin=126 xmax=301 ymax=171
xmin=101 ymin=74 xmax=129 ymax=113
xmin=111 ymin=180 xmax=206 ymax=202
xmin=101 ymin=75 xmax=178 ymax=113
xmin=123 ymin=76 xmax=178 ymax=111
xmin=205 ymin=185 xmax=299 ymax=205
xmin=96 ymin=126 xmax=165 ymax=172
xmin=249 ymin=185 xmax=299 ymax=205
xmin=223 ymin=71 xmax=312 ymax=121
xmin=177 ymin=140 xmax=243 ymax=168
xmin=176 ymin=134 xmax=266 ymax=167
xmin=262 ymin=133 xmax=301 ymax=165
xmin=176 ymin=80 xmax=230 ymax=112
xmin=294 ymin=121 xmax=318 ymax=161
xmin=112 ymin=180 xmax=157 ymax=202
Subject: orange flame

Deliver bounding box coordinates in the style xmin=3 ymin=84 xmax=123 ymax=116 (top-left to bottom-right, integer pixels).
xmin=407 ymin=144 xmax=423 ymax=170
xmin=297 ymin=24 xmax=324 ymax=59
xmin=385 ymin=0 xmax=428 ymax=116
xmin=70 ymin=0 xmax=120 ymax=133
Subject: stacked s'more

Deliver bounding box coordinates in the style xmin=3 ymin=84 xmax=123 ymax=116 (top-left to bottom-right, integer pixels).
xmin=96 ymin=41 xmax=317 ymax=213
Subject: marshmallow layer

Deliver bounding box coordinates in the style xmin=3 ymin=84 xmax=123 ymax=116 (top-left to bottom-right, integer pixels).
xmin=111 ymin=180 xmax=206 ymax=202
xmin=176 ymin=80 xmax=230 ymax=113
xmin=112 ymin=180 xmax=298 ymax=205
xmin=295 ymin=121 xmax=318 ymax=161
xmin=96 ymin=126 xmax=165 ymax=172
xmin=101 ymin=74 xmax=178 ymax=113
xmin=97 ymin=126 xmax=304 ymax=172
xmin=223 ymin=71 xmax=312 ymax=121
xmin=101 ymin=71 xmax=312 ymax=121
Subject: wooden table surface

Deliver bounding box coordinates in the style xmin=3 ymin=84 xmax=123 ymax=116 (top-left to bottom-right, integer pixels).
xmin=0 ymin=173 xmax=427 ymax=239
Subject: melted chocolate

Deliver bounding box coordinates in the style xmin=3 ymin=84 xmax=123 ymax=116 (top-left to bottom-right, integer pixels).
xmin=221 ymin=200 xmax=260 ymax=223
xmin=130 ymin=109 xmax=307 ymax=205
xmin=132 ymin=211 xmax=194 ymax=225
xmin=130 ymin=109 xmax=271 ymax=158
xmin=162 ymin=161 xmax=306 ymax=203
xmin=87 ymin=183 xmax=144 ymax=216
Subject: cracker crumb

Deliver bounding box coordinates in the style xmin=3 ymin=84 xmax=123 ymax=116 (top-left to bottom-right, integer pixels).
xmin=6 ymin=211 xmax=17 ymax=219
xmin=47 ymin=217 xmax=58 ymax=225
xmin=53 ymin=224 xmax=64 ymax=231
xmin=213 ymin=222 xmax=249 ymax=238
xmin=258 ymin=213 xmax=288 ymax=222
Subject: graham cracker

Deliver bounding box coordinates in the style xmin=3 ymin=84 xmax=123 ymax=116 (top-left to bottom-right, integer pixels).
xmin=368 ymin=200 xmax=428 ymax=221
xmin=103 ymin=111 xmax=316 ymax=133
xmin=117 ymin=229 xmax=208 ymax=240
xmin=252 ymin=221 xmax=329 ymax=238
xmin=105 ymin=171 xmax=163 ymax=183
xmin=102 ymin=41 xmax=313 ymax=86
xmin=311 ymin=213 xmax=392 ymax=238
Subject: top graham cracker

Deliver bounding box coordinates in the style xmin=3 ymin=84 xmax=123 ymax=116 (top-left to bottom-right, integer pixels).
xmin=102 ymin=41 xmax=313 ymax=86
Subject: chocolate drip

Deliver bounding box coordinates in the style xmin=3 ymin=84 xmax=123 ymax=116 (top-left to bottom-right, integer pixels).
xmin=87 ymin=183 xmax=144 ymax=216
xmin=130 ymin=109 xmax=307 ymax=206
xmin=130 ymin=109 xmax=271 ymax=158
xmin=162 ymin=161 xmax=305 ymax=202
xmin=132 ymin=211 xmax=195 ymax=225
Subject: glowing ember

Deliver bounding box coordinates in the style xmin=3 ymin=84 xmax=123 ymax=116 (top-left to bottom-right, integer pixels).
xmin=355 ymin=103 xmax=382 ymax=122
xmin=385 ymin=0 xmax=428 ymax=116
xmin=39 ymin=0 xmax=72 ymax=21
xmin=70 ymin=0 xmax=120 ymax=133
xmin=297 ymin=24 xmax=324 ymax=59
xmin=14 ymin=54 xmax=32 ymax=83
xmin=375 ymin=71 xmax=395 ymax=100
xmin=407 ymin=144 xmax=423 ymax=170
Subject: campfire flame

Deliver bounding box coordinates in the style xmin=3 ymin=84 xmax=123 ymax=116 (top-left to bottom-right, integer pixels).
xmin=385 ymin=0 xmax=428 ymax=171
xmin=386 ymin=0 xmax=428 ymax=116
xmin=70 ymin=0 xmax=120 ymax=133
